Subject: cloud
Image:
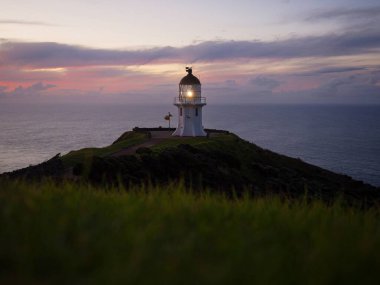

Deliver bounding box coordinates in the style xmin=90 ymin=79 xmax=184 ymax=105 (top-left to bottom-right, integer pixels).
xmin=305 ymin=7 xmax=380 ymax=22
xmin=0 ymin=19 xmax=57 ymax=26
xmin=1 ymin=14 xmax=380 ymax=105
xmin=313 ymin=67 xmax=368 ymax=74
xmin=0 ymin=86 xmax=8 ymax=97
xmin=250 ymin=76 xmax=283 ymax=91
xmin=81 ymin=67 xmax=135 ymax=78
xmin=10 ymin=82 xmax=56 ymax=96
xmin=204 ymin=80 xmax=240 ymax=94
xmin=303 ymin=6 xmax=380 ymax=35
xmin=297 ymin=66 xmax=369 ymax=76
xmin=1 ymin=28 xmax=380 ymax=68
xmin=306 ymin=71 xmax=380 ymax=100
xmin=0 ymin=42 xmax=177 ymax=67
xmin=179 ymin=30 xmax=380 ymax=61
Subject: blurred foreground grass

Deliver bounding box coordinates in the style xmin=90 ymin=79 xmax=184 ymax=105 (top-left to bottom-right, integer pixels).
xmin=1 ymin=180 xmax=380 ymax=285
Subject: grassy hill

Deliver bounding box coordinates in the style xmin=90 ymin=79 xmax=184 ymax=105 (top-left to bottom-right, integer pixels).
xmin=0 ymin=180 xmax=380 ymax=285
xmin=1 ymin=129 xmax=380 ymax=283
xmin=2 ymin=128 xmax=379 ymax=206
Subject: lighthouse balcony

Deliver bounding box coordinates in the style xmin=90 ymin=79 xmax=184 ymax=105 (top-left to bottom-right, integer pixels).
xmin=174 ymin=96 xmax=206 ymax=105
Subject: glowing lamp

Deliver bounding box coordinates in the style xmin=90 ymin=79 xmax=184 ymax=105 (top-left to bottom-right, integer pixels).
xmin=187 ymin=90 xmax=193 ymax=97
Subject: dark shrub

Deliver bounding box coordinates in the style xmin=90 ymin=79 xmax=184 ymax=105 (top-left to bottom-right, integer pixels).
xmin=136 ymin=147 xmax=152 ymax=155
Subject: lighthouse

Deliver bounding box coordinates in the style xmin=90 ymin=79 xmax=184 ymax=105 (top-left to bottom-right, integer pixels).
xmin=172 ymin=67 xmax=207 ymax=137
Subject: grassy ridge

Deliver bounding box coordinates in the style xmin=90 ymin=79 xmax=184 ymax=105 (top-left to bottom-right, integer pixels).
xmin=61 ymin=131 xmax=148 ymax=167
xmin=6 ymin=130 xmax=378 ymax=207
xmin=1 ymin=180 xmax=380 ymax=284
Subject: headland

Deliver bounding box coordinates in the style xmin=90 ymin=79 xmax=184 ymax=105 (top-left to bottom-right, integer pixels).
xmin=2 ymin=128 xmax=379 ymax=207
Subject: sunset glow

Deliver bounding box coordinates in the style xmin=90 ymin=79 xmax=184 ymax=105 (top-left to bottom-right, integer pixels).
xmin=1 ymin=0 xmax=380 ymax=104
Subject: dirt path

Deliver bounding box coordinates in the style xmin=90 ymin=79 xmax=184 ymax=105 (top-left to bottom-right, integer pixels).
xmin=110 ymin=131 xmax=174 ymax=157
xmin=110 ymin=138 xmax=165 ymax=157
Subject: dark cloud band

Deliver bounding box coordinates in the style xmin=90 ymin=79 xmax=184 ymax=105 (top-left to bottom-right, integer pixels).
xmin=0 ymin=19 xmax=57 ymax=26
xmin=1 ymin=28 xmax=380 ymax=68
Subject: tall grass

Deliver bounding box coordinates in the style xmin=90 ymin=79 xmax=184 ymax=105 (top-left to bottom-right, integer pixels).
xmin=0 ymin=180 xmax=379 ymax=284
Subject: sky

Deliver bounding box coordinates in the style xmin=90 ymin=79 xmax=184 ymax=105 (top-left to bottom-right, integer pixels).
xmin=1 ymin=0 xmax=380 ymax=104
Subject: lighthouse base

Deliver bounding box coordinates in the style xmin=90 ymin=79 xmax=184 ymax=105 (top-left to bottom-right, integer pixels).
xmin=172 ymin=126 xmax=207 ymax=137
xmin=172 ymin=103 xmax=206 ymax=137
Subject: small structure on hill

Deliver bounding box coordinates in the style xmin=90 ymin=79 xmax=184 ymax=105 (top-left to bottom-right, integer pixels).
xmin=172 ymin=67 xmax=207 ymax=137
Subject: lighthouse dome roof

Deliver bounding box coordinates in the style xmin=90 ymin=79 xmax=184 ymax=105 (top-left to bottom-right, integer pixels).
xmin=180 ymin=67 xmax=201 ymax=85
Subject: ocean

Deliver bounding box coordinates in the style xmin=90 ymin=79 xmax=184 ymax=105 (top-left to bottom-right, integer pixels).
xmin=0 ymin=103 xmax=379 ymax=186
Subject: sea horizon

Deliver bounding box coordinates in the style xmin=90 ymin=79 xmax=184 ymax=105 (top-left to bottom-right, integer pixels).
xmin=1 ymin=103 xmax=379 ymax=187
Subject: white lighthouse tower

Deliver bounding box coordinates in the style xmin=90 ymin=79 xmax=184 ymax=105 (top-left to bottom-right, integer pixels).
xmin=172 ymin=67 xmax=207 ymax=137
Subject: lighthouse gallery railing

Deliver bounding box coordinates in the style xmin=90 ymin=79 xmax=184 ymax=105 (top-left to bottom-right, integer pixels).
xmin=174 ymin=97 xmax=206 ymax=104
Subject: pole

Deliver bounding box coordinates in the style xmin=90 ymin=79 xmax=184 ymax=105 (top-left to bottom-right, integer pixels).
xmin=165 ymin=112 xmax=172 ymax=129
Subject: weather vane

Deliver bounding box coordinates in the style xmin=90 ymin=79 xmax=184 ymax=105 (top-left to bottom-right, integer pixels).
xmin=185 ymin=66 xmax=192 ymax=74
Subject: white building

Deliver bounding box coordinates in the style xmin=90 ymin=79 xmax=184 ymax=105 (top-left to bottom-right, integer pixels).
xmin=172 ymin=67 xmax=207 ymax=137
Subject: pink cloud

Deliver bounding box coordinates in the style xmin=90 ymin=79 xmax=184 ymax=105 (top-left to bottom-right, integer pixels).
xmin=1 ymin=29 xmax=380 ymax=103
